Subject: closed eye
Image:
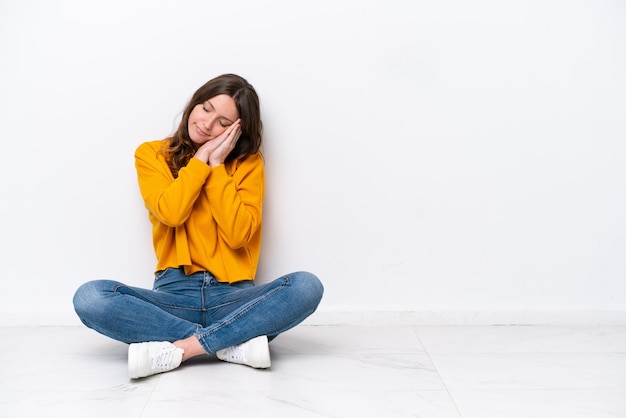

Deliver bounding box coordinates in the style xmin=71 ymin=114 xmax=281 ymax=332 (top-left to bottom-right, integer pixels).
xmin=203 ymin=100 xmax=236 ymax=126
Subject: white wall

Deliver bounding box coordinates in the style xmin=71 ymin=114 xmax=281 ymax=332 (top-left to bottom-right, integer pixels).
xmin=1 ymin=0 xmax=625 ymax=326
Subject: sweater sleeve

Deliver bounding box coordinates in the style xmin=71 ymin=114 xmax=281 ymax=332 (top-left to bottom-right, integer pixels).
xmin=134 ymin=141 xmax=211 ymax=227
xmin=205 ymin=153 xmax=264 ymax=249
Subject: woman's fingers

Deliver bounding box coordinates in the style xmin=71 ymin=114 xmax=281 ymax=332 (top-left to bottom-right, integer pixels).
xmin=208 ymin=120 xmax=242 ymax=166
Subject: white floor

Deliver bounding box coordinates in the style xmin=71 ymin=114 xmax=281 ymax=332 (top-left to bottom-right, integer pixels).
xmin=1 ymin=325 xmax=625 ymax=418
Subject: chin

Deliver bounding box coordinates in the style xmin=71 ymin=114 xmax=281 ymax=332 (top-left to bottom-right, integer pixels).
xmin=188 ymin=133 xmax=204 ymax=145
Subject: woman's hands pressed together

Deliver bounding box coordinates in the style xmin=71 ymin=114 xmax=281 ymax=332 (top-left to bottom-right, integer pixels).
xmin=193 ymin=119 xmax=242 ymax=167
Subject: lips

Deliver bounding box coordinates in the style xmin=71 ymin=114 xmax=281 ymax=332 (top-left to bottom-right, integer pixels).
xmin=195 ymin=124 xmax=209 ymax=138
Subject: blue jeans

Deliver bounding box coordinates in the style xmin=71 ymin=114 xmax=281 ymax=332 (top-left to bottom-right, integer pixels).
xmin=73 ymin=268 xmax=323 ymax=354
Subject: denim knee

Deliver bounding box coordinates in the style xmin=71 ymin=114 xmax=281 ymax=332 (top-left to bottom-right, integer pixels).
xmin=72 ymin=280 xmax=114 ymax=324
xmin=288 ymin=271 xmax=324 ymax=310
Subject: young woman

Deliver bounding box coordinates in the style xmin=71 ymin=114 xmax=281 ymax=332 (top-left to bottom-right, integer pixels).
xmin=73 ymin=74 xmax=323 ymax=379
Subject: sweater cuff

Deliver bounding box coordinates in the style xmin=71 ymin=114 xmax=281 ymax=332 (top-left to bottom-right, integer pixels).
xmin=188 ymin=157 xmax=212 ymax=175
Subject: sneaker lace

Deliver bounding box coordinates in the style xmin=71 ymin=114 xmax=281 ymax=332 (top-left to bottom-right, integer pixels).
xmin=152 ymin=346 xmax=178 ymax=371
xmin=222 ymin=345 xmax=246 ymax=362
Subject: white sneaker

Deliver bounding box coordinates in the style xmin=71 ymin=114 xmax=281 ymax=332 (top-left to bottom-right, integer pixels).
xmin=128 ymin=341 xmax=184 ymax=379
xmin=216 ymin=335 xmax=271 ymax=368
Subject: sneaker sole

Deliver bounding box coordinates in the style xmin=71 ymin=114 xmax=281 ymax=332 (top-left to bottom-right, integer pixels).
xmin=247 ymin=335 xmax=271 ymax=369
xmin=128 ymin=343 xmax=149 ymax=379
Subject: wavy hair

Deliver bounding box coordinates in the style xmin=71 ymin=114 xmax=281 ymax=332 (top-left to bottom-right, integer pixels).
xmin=162 ymin=74 xmax=263 ymax=178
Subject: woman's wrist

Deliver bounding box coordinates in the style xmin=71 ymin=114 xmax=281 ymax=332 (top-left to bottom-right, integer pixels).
xmin=208 ymin=156 xmax=225 ymax=167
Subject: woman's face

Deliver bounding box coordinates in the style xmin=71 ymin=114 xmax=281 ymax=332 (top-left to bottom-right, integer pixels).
xmin=188 ymin=94 xmax=239 ymax=145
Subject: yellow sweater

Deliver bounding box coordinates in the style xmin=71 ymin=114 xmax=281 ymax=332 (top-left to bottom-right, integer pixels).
xmin=134 ymin=139 xmax=264 ymax=283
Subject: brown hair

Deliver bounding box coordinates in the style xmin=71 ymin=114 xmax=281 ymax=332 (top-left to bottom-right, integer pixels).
xmin=162 ymin=74 xmax=263 ymax=177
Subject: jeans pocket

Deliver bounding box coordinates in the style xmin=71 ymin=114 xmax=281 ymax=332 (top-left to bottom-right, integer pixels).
xmin=155 ymin=268 xmax=171 ymax=280
xmin=154 ymin=268 xmax=175 ymax=290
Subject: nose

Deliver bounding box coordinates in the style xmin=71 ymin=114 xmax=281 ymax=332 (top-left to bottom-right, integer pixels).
xmin=202 ymin=116 xmax=216 ymax=133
